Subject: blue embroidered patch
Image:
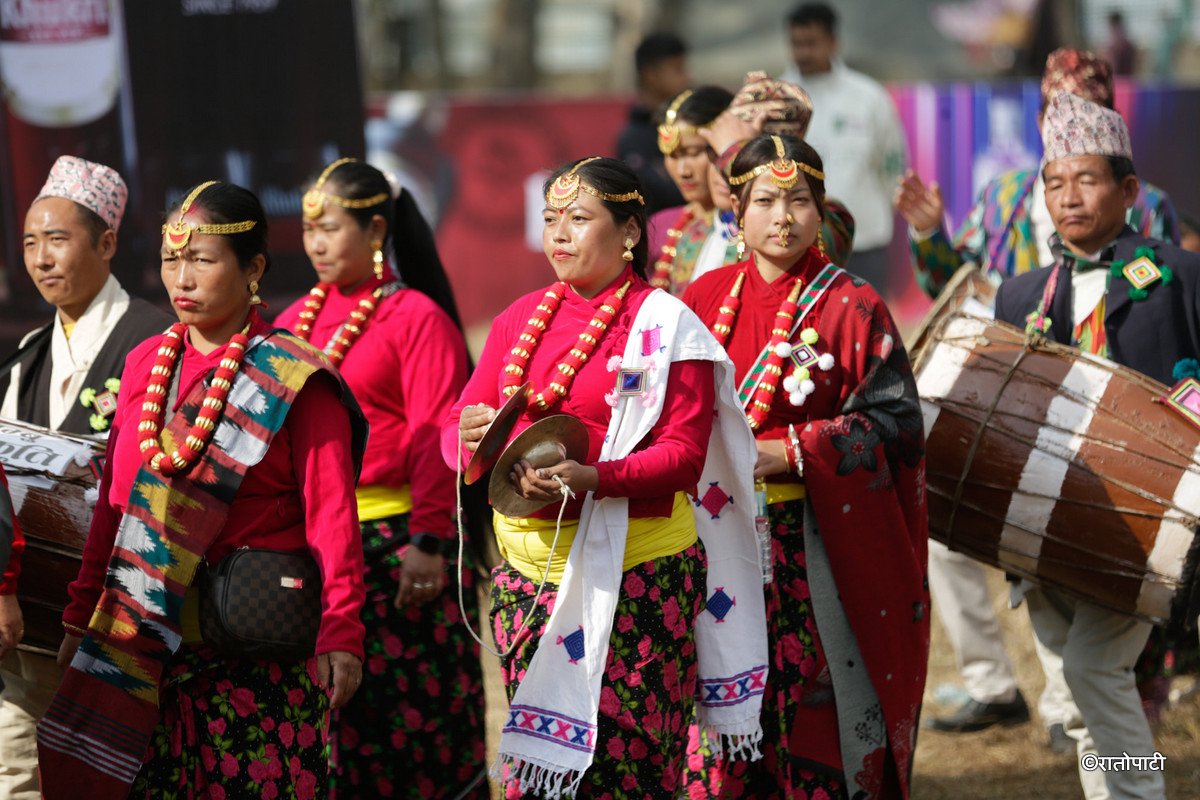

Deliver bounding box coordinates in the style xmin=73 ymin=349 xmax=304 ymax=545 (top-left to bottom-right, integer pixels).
xmin=557 ymin=626 xmax=585 ymax=662
xmin=617 ymin=368 xmax=646 ymax=395
xmin=706 ymin=587 xmax=734 ymax=621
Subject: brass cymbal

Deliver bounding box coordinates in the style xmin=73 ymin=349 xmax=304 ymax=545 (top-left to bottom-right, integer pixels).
xmin=463 ymin=382 xmax=530 ymax=485
xmin=489 ymin=415 xmax=590 ymax=518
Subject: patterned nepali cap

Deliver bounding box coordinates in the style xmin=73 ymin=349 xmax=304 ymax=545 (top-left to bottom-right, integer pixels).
xmin=729 ymin=70 xmax=814 ymax=138
xmin=1041 ymin=48 xmax=1113 ymax=108
xmin=1041 ymin=92 xmax=1132 ymax=163
xmin=36 ymin=156 xmax=128 ymax=232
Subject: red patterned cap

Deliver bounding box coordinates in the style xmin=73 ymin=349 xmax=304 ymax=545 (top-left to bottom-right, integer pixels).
xmin=729 ymin=71 xmax=814 ymax=138
xmin=36 ymin=156 xmax=127 ymax=233
xmin=1041 ymin=48 xmax=1114 ymax=108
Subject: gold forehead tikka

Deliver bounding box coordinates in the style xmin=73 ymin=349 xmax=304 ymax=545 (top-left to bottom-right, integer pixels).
xmin=162 ymin=181 xmax=257 ymax=253
xmin=545 ymin=156 xmax=645 ymax=210
xmin=728 ymin=135 xmax=825 ymax=190
xmin=301 ymin=157 xmax=390 ymax=221
xmin=657 ymin=89 xmax=702 ymax=155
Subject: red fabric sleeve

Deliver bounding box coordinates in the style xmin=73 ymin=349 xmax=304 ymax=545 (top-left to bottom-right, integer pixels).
xmin=394 ymin=302 xmax=468 ymax=539
xmin=441 ymin=307 xmax=516 ymax=472
xmin=288 ymin=374 xmax=367 ymax=659
xmin=63 ymin=417 xmax=123 ymax=629
xmin=592 ymin=359 xmax=715 ymax=500
xmin=0 ymin=468 xmax=23 ymax=595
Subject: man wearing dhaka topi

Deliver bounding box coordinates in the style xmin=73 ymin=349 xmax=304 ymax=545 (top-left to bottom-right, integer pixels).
xmin=0 ymin=156 xmax=172 ymax=799
xmin=993 ymin=92 xmax=1200 ymax=800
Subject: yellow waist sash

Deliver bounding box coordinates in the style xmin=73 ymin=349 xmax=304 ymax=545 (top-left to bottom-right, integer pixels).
xmin=766 ymin=482 xmax=806 ymax=505
xmin=356 ymin=484 xmax=414 ymax=522
xmin=494 ymin=492 xmax=697 ymax=583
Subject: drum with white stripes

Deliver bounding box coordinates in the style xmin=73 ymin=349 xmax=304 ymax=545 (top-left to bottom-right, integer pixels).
xmin=915 ymin=312 xmax=1200 ymax=626
xmin=0 ymin=419 xmax=102 ymax=653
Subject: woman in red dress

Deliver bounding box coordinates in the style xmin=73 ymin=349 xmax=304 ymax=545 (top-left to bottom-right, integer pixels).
xmin=445 ymin=156 xmax=768 ymax=799
xmin=275 ymin=158 xmax=487 ymax=799
xmin=42 ymin=181 xmax=366 ymax=800
xmin=681 ymin=134 xmax=929 ymax=799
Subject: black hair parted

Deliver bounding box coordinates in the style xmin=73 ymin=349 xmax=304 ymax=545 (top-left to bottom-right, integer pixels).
xmin=657 ymin=85 xmax=735 ymax=128
xmin=316 ymin=159 xmax=466 ymax=331
xmin=728 ymin=134 xmax=827 ymax=220
xmin=170 ymin=181 xmax=270 ymax=274
xmin=787 ymin=2 xmax=838 ymax=35
xmin=543 ymin=157 xmax=650 ymax=278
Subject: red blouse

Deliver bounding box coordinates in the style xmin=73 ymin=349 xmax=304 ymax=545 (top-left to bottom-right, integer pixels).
xmin=275 ymin=282 xmax=467 ymax=539
xmin=63 ymin=311 xmax=366 ymax=658
xmin=0 ymin=467 xmax=22 ymax=595
xmin=682 ymin=249 xmax=854 ymax=443
xmin=441 ymin=266 xmax=716 ymax=520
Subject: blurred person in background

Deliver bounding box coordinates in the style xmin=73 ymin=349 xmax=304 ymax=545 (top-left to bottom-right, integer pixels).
xmin=0 ymin=156 xmax=172 ymax=800
xmin=650 ymin=74 xmax=857 ymax=297
xmin=1178 ymin=212 xmax=1200 ymax=253
xmin=782 ymin=2 xmax=907 ymax=298
xmin=1105 ymin=10 xmax=1136 ymax=76
xmin=276 ymin=158 xmax=487 ymax=799
xmin=616 ymin=32 xmax=691 ymax=214
xmin=682 ymin=132 xmax=928 ymax=799
xmin=896 ymin=48 xmax=1177 ymax=300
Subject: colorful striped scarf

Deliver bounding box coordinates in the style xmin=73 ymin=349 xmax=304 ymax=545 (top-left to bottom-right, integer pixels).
xmin=37 ymin=331 xmax=352 ymax=800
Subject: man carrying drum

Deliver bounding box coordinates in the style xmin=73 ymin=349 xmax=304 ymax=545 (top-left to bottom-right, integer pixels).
xmin=0 ymin=157 xmax=173 ymax=799
xmin=993 ymin=91 xmax=1200 ymax=800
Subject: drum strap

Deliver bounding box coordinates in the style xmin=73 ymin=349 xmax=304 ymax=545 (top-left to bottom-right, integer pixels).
xmin=736 ymin=263 xmax=843 ymax=409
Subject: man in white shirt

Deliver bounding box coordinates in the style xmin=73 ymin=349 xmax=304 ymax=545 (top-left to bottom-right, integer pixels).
xmin=782 ymin=2 xmax=907 ymax=298
xmin=0 ymin=156 xmax=172 ymax=800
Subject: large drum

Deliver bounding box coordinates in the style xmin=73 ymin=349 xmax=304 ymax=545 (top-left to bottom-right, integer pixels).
xmin=911 ymin=275 xmax=1200 ymax=627
xmin=0 ymin=419 xmax=102 ymax=654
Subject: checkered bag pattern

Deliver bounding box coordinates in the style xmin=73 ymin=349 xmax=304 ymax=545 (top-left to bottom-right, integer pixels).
xmin=199 ymin=548 xmax=322 ymax=661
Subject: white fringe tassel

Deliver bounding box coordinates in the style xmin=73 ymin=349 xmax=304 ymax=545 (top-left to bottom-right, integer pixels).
xmin=703 ymin=725 xmax=764 ymax=762
xmin=491 ymin=754 xmax=586 ymax=799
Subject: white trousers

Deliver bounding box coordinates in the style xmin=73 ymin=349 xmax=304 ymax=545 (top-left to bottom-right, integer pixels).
xmin=0 ymin=650 xmax=60 ymax=800
xmin=1025 ymin=585 xmax=1164 ymax=800
xmin=928 ymin=540 xmax=1079 ymax=726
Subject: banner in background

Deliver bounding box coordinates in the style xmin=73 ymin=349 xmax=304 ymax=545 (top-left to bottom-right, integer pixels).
xmin=0 ymin=0 xmax=364 ymax=303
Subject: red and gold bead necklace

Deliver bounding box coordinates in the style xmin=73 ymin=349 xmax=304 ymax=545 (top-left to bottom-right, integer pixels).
xmin=292 ymin=277 xmax=384 ymax=365
xmin=649 ymin=206 xmax=696 ymax=290
xmin=138 ymin=323 xmax=250 ymax=476
xmin=502 ymin=278 xmax=634 ymax=411
xmin=710 ymin=267 xmax=804 ymax=430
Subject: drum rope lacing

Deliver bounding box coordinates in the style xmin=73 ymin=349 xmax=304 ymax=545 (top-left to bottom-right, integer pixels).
xmin=932 ymin=320 xmax=1200 ymax=594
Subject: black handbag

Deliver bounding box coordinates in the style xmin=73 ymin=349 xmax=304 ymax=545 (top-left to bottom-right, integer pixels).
xmin=198 ymin=548 xmax=322 ymax=661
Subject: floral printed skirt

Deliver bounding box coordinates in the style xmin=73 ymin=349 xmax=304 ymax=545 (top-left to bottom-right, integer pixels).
xmin=490 ymin=542 xmax=706 ymax=800
xmin=329 ymin=512 xmax=488 ymax=799
xmin=131 ymin=644 xmax=328 ymax=800
xmin=682 ymin=499 xmax=847 ymax=800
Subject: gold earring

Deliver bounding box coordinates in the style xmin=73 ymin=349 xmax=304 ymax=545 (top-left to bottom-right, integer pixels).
xmin=372 ymin=240 xmax=384 ymax=279
xmin=736 ymin=220 xmax=746 ymax=259
xmin=816 ymin=227 xmax=828 ymax=258
xmin=622 ymin=237 xmax=635 ymax=262
xmin=249 ymin=280 xmax=262 ymax=306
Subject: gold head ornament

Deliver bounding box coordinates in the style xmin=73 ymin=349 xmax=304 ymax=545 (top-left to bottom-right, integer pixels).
xmin=656 ymin=89 xmax=699 ymax=155
xmin=302 ymin=157 xmax=390 ymax=221
xmin=545 ymin=157 xmax=645 ymax=210
xmin=728 ymin=135 xmax=825 ymax=190
xmin=162 ymin=181 xmax=257 ymax=253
